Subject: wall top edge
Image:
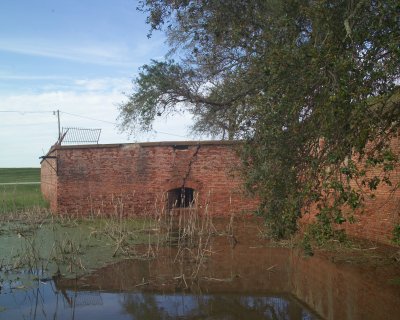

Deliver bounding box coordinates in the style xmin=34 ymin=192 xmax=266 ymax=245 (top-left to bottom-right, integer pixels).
xmin=50 ymin=140 xmax=242 ymax=151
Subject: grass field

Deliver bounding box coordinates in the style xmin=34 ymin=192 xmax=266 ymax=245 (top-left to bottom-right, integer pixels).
xmin=0 ymin=167 xmax=40 ymax=183
xmin=0 ymin=168 xmax=47 ymax=213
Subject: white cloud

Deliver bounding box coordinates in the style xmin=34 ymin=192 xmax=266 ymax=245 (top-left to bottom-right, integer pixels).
xmin=0 ymin=38 xmax=132 ymax=66
xmin=0 ymin=36 xmax=167 ymax=67
xmin=74 ymin=78 xmax=132 ymax=92
xmin=0 ymin=77 xmax=196 ymax=167
xmin=0 ymin=74 xmax=70 ymax=81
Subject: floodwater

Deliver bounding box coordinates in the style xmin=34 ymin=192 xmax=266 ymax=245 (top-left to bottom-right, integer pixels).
xmin=0 ymin=286 xmax=317 ymax=319
xmin=1 ymin=218 xmax=399 ymax=319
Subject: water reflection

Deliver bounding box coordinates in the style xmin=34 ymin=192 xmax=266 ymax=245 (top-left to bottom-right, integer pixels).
xmin=121 ymin=293 xmax=317 ymax=319
xmin=1 ymin=218 xmax=399 ymax=320
xmin=0 ymin=283 xmax=318 ymax=319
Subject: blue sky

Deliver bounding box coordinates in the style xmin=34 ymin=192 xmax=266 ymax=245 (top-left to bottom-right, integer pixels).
xmin=0 ymin=0 xmax=196 ymax=167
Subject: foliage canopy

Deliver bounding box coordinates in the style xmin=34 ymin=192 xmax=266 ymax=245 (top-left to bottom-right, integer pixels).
xmin=119 ymin=0 xmax=400 ymax=238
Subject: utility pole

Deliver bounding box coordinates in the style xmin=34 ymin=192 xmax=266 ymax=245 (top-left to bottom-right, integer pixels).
xmin=54 ymin=109 xmax=61 ymax=140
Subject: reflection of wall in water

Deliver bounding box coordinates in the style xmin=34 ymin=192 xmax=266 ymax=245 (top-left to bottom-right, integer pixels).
xmin=120 ymin=293 xmax=318 ymax=320
xmin=288 ymin=251 xmax=400 ymax=320
xmin=54 ymin=229 xmax=400 ymax=320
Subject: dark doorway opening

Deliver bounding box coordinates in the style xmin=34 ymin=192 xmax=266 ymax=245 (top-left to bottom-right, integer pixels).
xmin=168 ymin=187 xmax=195 ymax=210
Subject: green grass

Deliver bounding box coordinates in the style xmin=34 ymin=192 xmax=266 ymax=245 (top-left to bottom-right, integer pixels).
xmin=0 ymin=168 xmax=40 ymax=183
xmin=0 ymin=184 xmax=48 ymax=213
xmin=0 ymin=168 xmax=46 ymax=213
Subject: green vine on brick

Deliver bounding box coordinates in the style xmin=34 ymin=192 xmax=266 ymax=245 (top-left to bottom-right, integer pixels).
xmin=393 ymin=224 xmax=400 ymax=246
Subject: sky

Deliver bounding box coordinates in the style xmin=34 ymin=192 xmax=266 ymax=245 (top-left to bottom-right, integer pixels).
xmin=0 ymin=0 xmax=199 ymax=167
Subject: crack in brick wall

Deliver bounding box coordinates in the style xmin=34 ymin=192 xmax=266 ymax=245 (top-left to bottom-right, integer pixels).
xmin=182 ymin=144 xmax=201 ymax=188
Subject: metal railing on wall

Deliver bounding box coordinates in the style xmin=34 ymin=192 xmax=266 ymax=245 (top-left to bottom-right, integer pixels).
xmin=58 ymin=127 xmax=101 ymax=145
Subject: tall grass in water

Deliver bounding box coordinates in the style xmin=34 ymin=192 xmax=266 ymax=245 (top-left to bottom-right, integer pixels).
xmin=153 ymin=191 xmax=237 ymax=289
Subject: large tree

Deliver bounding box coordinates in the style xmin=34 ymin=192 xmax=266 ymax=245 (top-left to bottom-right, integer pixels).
xmin=119 ymin=0 xmax=400 ymax=238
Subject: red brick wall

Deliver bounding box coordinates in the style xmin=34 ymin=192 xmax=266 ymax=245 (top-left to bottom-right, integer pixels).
xmin=344 ymin=136 xmax=400 ymax=243
xmin=41 ymin=138 xmax=399 ymax=244
xmin=44 ymin=141 xmax=257 ymax=216
xmin=301 ymin=135 xmax=400 ymax=244
xmin=40 ymin=148 xmax=58 ymax=212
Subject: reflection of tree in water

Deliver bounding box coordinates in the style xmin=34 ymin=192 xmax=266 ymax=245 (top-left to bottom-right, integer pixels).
xmin=121 ymin=293 xmax=170 ymax=320
xmin=196 ymin=295 xmax=307 ymax=320
xmin=121 ymin=292 xmax=316 ymax=320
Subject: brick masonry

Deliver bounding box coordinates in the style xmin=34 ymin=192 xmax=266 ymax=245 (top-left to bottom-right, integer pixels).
xmin=41 ymin=141 xmax=257 ymax=217
xmin=301 ymin=135 xmax=400 ymax=244
xmin=41 ymin=138 xmax=399 ymax=245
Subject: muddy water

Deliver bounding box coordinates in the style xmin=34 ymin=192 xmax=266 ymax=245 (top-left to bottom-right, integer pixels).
xmin=1 ymin=218 xmax=399 ymax=319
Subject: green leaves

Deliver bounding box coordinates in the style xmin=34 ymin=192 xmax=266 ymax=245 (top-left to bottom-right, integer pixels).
xmin=393 ymin=224 xmax=400 ymax=245
xmin=121 ymin=0 xmax=399 ymax=240
xmin=118 ymin=60 xmax=190 ymax=132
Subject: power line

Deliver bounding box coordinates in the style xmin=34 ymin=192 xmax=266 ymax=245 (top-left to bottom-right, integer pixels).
xmin=0 ymin=109 xmax=188 ymax=138
xmin=60 ymin=111 xmax=117 ymax=125
xmin=152 ymin=130 xmax=187 ymax=138
xmin=60 ymin=111 xmax=188 ymax=138
xmin=0 ymin=110 xmax=53 ymax=114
